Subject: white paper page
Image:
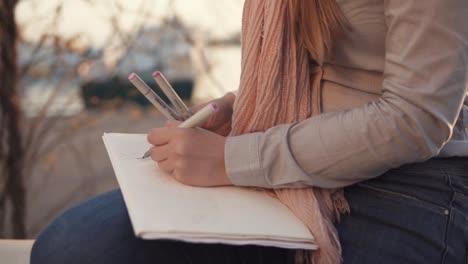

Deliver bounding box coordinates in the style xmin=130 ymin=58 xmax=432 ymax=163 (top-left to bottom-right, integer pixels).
xmin=103 ymin=133 xmax=316 ymax=250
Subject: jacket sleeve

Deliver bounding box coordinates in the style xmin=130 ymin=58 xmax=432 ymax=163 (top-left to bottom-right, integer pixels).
xmin=225 ymin=0 xmax=468 ymax=189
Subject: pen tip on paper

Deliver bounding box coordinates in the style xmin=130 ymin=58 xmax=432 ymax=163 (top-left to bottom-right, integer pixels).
xmin=128 ymin=73 xmax=137 ymax=81
xmin=152 ymin=71 xmax=161 ymax=78
xmin=140 ymin=149 xmax=152 ymax=159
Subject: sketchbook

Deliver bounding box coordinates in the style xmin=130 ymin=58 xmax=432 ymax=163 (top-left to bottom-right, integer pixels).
xmin=102 ymin=133 xmax=317 ymax=250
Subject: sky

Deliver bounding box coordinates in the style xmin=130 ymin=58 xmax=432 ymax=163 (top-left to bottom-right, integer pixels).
xmin=16 ymin=0 xmax=244 ymax=48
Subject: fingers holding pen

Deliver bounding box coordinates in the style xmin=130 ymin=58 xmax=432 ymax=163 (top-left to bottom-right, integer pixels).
xmin=147 ymin=127 xmax=173 ymax=146
xmin=149 ymin=141 xmax=185 ymax=176
xmin=147 ymin=119 xmax=184 ymax=146
xmin=165 ymin=120 xmax=182 ymax=128
xmin=149 ymin=145 xmax=171 ymax=162
xmin=156 ymin=159 xmax=175 ymax=175
xmin=147 ymin=126 xmax=194 ymax=150
xmin=149 ymin=142 xmax=180 ymax=176
xmin=146 ymin=125 xmax=230 ymax=187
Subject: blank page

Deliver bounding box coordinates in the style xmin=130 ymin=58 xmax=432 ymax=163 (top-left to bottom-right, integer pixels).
xmin=103 ymin=133 xmax=316 ymax=250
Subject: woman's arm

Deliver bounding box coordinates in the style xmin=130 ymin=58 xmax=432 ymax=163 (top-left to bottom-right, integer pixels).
xmin=225 ymin=0 xmax=468 ymax=189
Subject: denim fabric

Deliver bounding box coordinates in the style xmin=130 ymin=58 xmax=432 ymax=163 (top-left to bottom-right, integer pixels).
xmin=338 ymin=157 xmax=468 ymax=264
xmin=30 ymin=189 xmax=293 ymax=264
xmin=31 ymin=158 xmax=467 ymax=264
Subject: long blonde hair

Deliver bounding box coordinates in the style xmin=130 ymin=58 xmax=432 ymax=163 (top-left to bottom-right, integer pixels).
xmin=232 ymin=1 xmax=349 ymax=263
xmin=290 ymin=0 xmax=348 ymax=65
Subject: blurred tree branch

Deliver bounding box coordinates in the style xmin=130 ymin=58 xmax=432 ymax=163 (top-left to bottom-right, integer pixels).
xmin=21 ymin=0 xmax=150 ymax=177
xmin=3 ymin=0 xmax=242 ymax=238
xmin=0 ymin=0 xmax=26 ymax=238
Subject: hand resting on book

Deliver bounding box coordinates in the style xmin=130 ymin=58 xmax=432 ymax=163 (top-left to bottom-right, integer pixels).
xmin=147 ymin=120 xmax=232 ymax=187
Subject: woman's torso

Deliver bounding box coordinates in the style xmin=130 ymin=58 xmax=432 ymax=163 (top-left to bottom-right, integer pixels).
xmin=322 ymin=0 xmax=468 ymax=156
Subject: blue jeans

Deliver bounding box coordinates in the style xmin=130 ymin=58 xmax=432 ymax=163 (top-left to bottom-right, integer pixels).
xmin=31 ymin=158 xmax=468 ymax=264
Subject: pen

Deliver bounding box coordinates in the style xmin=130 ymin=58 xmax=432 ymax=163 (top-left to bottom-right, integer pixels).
xmin=152 ymin=71 xmax=192 ymax=120
xmin=141 ymin=102 xmax=218 ymax=159
xmin=128 ymin=73 xmax=179 ymax=120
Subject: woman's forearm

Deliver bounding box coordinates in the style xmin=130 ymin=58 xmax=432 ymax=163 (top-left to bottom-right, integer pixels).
xmin=225 ymin=0 xmax=468 ymax=189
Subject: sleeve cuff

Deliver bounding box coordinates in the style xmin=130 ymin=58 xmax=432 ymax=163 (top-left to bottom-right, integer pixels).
xmin=224 ymin=133 xmax=272 ymax=188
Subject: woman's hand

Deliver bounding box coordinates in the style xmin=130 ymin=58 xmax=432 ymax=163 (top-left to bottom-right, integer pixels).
xmin=147 ymin=121 xmax=232 ymax=187
xmin=190 ymin=92 xmax=235 ymax=136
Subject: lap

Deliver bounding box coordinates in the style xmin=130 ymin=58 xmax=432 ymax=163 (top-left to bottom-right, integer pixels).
xmin=31 ymin=190 xmax=293 ymax=264
xmin=32 ymin=158 xmax=468 ymax=264
xmin=338 ymin=158 xmax=468 ymax=264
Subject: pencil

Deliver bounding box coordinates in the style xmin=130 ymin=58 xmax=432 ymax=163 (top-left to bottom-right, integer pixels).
xmin=152 ymin=71 xmax=192 ymax=120
xmin=128 ymin=73 xmax=179 ymax=120
xmin=141 ymin=103 xmax=218 ymax=159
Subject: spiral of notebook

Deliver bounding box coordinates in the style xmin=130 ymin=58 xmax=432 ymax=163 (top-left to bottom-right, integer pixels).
xmin=102 ymin=133 xmax=317 ymax=250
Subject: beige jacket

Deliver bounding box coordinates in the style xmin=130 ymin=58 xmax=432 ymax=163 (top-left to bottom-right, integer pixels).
xmin=225 ymin=0 xmax=468 ymax=189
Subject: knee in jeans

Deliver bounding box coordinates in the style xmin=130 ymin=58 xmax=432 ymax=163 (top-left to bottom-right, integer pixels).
xmin=30 ymin=190 xmax=132 ymax=264
xmin=30 ymin=211 xmax=78 ymax=264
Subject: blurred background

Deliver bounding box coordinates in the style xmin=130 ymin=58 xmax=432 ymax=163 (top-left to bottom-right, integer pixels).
xmin=0 ymin=0 xmax=244 ymax=239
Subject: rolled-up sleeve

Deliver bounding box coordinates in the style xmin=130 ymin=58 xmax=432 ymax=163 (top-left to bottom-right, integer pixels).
xmin=225 ymin=0 xmax=468 ymax=189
